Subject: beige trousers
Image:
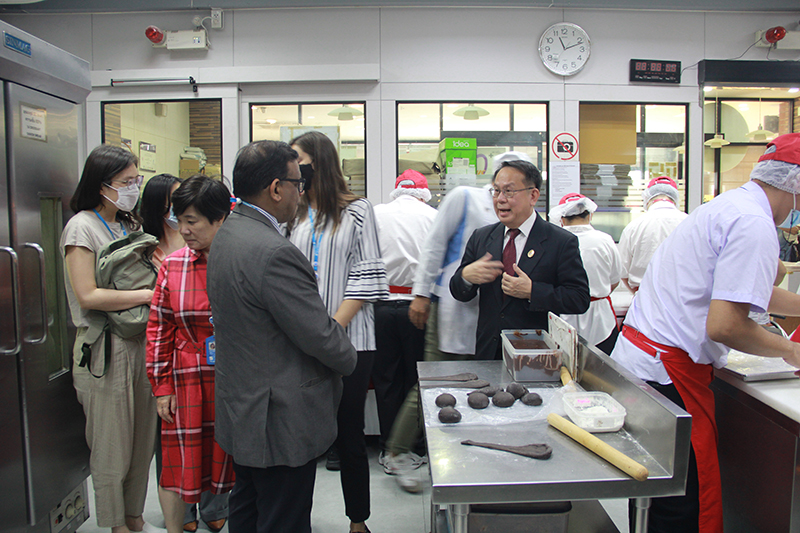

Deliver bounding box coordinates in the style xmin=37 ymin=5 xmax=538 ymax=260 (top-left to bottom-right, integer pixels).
xmin=73 ymin=329 xmax=158 ymax=528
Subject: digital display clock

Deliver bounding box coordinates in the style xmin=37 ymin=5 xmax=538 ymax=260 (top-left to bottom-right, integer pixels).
xmin=629 ymin=59 xmax=681 ymax=84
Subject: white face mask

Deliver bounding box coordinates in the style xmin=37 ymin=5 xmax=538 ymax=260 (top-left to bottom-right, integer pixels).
xmin=165 ymin=206 xmax=179 ymax=230
xmin=103 ymin=182 xmax=140 ymax=212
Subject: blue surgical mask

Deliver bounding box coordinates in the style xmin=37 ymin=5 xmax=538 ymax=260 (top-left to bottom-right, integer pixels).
xmin=165 ymin=206 xmax=179 ymax=231
xmin=780 ymin=194 xmax=799 ymax=229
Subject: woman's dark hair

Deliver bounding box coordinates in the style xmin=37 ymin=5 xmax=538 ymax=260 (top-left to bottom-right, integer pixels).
xmin=71 ymin=144 xmax=141 ymax=228
xmin=139 ymin=174 xmax=182 ymax=240
xmin=288 ymin=130 xmax=358 ymax=234
xmin=171 ymin=175 xmax=231 ymax=224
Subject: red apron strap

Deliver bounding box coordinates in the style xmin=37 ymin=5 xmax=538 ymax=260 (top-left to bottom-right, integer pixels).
xmin=591 ymin=295 xmax=620 ymax=332
xmin=622 ymin=325 xmax=723 ymax=533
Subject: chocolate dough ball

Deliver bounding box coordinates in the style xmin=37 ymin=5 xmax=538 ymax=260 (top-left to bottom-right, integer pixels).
xmin=471 ymin=385 xmax=501 ymax=397
xmin=521 ymin=392 xmax=543 ymax=406
xmin=492 ymin=391 xmax=516 ymax=407
xmin=438 ymin=406 xmax=462 ymax=423
xmin=467 ymin=392 xmax=490 ymax=409
xmin=435 ymin=393 xmax=457 ymax=408
xmin=506 ymin=382 xmax=528 ymax=400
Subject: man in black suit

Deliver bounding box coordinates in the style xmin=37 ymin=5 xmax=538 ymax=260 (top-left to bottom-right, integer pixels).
xmin=449 ymin=159 xmax=590 ymax=360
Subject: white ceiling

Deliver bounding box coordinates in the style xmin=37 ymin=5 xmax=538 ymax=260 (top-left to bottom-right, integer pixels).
xmin=2 ymin=0 xmax=799 ymax=11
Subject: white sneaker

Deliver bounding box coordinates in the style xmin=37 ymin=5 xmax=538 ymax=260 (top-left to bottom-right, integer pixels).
xmin=383 ymin=453 xmax=425 ymax=493
xmin=395 ymin=469 xmax=422 ymax=493
xmin=378 ymin=450 xmax=388 ymax=467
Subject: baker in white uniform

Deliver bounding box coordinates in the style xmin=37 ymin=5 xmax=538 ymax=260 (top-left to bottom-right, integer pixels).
xmin=549 ymin=193 xmax=623 ymax=355
xmin=611 ymin=133 xmax=800 ymax=533
xmin=618 ymin=176 xmax=688 ymax=292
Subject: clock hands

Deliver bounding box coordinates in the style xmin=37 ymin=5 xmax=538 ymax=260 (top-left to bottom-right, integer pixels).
xmin=559 ymin=36 xmax=566 ymax=50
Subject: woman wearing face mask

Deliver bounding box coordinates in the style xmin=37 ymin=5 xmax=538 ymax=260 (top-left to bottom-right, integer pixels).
xmin=140 ymin=174 xmax=184 ymax=270
xmin=60 ymin=144 xmax=159 ymax=533
xmin=146 ymin=176 xmax=235 ymax=533
xmin=286 ymin=131 xmax=388 ymax=533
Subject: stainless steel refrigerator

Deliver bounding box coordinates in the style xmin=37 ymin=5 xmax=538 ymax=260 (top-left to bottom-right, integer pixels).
xmin=0 ymin=21 xmax=92 ymax=533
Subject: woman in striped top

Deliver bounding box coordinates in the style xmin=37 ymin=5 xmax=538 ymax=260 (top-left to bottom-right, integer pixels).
xmin=287 ymin=131 xmax=388 ymax=533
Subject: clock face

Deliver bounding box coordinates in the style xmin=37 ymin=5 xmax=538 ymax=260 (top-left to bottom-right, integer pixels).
xmin=539 ymin=23 xmax=591 ymax=76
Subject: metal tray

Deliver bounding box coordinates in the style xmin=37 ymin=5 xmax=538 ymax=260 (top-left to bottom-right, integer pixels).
xmin=720 ymin=350 xmax=800 ymax=382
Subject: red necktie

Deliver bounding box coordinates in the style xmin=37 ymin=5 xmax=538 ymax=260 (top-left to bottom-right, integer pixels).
xmin=503 ymin=228 xmax=520 ymax=276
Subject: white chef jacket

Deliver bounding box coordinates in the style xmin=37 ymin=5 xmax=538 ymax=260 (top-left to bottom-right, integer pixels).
xmin=412 ymin=186 xmax=497 ymax=354
xmin=618 ymin=201 xmax=688 ymax=289
xmin=560 ymin=224 xmax=623 ymax=345
xmin=612 ymin=181 xmax=778 ymax=384
xmin=373 ymin=195 xmax=438 ymax=301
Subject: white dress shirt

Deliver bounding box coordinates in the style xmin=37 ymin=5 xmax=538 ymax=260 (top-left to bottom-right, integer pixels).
xmin=560 ymin=224 xmax=623 ymax=345
xmin=373 ymin=195 xmax=438 ymax=301
xmin=617 ymin=201 xmax=688 ymax=289
xmin=612 ymin=181 xmax=778 ymax=384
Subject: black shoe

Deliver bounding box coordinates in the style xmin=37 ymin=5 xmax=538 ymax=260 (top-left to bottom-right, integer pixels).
xmin=326 ymin=448 xmax=341 ymax=471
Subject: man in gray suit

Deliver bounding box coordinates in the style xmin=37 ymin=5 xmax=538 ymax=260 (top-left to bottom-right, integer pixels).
xmin=208 ymin=140 xmax=357 ymax=533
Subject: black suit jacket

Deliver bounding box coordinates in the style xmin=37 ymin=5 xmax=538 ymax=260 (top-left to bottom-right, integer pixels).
xmin=450 ymin=214 xmax=590 ymax=360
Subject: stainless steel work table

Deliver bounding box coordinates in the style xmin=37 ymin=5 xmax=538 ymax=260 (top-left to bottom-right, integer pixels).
xmin=419 ymin=343 xmax=692 ymax=533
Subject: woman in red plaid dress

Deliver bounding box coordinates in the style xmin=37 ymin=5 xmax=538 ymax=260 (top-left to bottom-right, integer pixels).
xmin=147 ymin=176 xmax=235 ymax=533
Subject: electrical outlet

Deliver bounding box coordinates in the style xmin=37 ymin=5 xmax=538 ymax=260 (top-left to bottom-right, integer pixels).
xmin=211 ymin=8 xmax=223 ymax=29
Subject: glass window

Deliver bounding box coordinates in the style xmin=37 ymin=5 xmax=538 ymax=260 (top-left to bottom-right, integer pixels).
xmin=251 ymin=103 xmax=366 ymax=196
xmin=103 ymin=100 xmax=223 ymax=184
xmin=397 ymin=102 xmax=548 ymax=208
xmin=579 ymin=103 xmax=687 ymax=241
xmin=704 ymin=97 xmax=795 ymax=197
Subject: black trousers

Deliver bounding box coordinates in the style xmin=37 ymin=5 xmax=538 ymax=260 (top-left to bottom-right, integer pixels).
xmin=372 ymin=300 xmax=426 ymax=450
xmin=229 ymin=459 xmax=316 ymax=533
xmin=630 ymin=381 xmax=700 ymax=533
xmin=336 ymin=350 xmax=374 ymax=523
xmin=595 ymin=326 xmax=619 ymax=356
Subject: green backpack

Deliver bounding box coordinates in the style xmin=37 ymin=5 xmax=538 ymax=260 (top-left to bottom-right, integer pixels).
xmin=79 ymin=231 xmax=159 ymax=377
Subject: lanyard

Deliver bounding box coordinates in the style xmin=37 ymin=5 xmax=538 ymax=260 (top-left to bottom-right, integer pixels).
xmin=240 ymin=200 xmax=281 ymax=232
xmin=93 ymin=209 xmax=126 ymax=239
xmin=307 ymin=206 xmax=324 ymax=274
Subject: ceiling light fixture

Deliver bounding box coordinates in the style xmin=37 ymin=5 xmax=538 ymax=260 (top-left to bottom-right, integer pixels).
xmin=453 ymin=104 xmax=489 ymax=121
xmin=328 ymin=104 xmax=363 ymax=121
xmin=704 ymin=95 xmax=730 ymax=149
xmin=746 ymin=97 xmax=775 ymax=142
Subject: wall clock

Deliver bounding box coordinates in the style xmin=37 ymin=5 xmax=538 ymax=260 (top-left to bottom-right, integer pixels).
xmin=539 ymin=22 xmax=591 ymax=76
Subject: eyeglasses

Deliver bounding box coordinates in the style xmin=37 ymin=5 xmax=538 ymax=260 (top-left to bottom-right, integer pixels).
xmin=491 ymin=186 xmax=535 ymax=199
xmin=108 ymin=175 xmax=144 ymax=188
xmin=281 ymin=177 xmax=306 ymax=193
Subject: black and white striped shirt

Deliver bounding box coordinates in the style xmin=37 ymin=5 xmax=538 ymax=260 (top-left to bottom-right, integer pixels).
xmin=288 ymin=198 xmax=389 ymax=351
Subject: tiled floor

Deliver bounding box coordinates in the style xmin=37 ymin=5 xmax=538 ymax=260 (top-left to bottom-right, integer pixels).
xmin=77 ymin=441 xmax=629 ymax=533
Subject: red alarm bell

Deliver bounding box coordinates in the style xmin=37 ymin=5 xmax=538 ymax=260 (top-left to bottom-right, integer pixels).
xmin=145 ymin=26 xmax=166 ymax=45
xmin=764 ymin=26 xmax=787 ymax=44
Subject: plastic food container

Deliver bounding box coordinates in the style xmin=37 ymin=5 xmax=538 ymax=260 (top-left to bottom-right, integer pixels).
xmin=501 ymin=329 xmax=562 ymax=382
xmin=562 ymin=392 xmax=626 ymax=433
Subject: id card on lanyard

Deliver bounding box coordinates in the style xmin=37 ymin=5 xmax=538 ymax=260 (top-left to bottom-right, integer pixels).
xmin=205 ymin=316 xmax=215 ymax=365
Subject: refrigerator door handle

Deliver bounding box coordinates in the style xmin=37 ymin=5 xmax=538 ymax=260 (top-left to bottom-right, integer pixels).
xmin=23 ymin=242 xmax=48 ymax=345
xmin=0 ymin=246 xmax=22 ymax=355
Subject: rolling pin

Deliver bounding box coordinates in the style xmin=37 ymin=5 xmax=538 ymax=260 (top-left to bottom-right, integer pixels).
xmin=559 ymin=366 xmax=572 ymax=386
xmin=547 ymin=413 xmax=649 ymax=482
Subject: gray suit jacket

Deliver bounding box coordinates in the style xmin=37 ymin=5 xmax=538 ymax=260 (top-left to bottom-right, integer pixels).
xmin=208 ymin=203 xmax=357 ymax=469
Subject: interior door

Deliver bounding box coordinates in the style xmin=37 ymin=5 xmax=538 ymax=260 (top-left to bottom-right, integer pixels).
xmin=0 ymin=84 xmax=29 ymax=532
xmin=6 ymin=81 xmax=89 ymax=524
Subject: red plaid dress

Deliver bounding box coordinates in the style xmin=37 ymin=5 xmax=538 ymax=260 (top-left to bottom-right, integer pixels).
xmin=146 ymin=247 xmax=234 ymax=502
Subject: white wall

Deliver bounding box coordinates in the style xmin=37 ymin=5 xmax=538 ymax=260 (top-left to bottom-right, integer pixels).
xmin=3 ymin=7 xmax=799 ymax=208
xmin=119 ymin=101 xmax=190 ymax=179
